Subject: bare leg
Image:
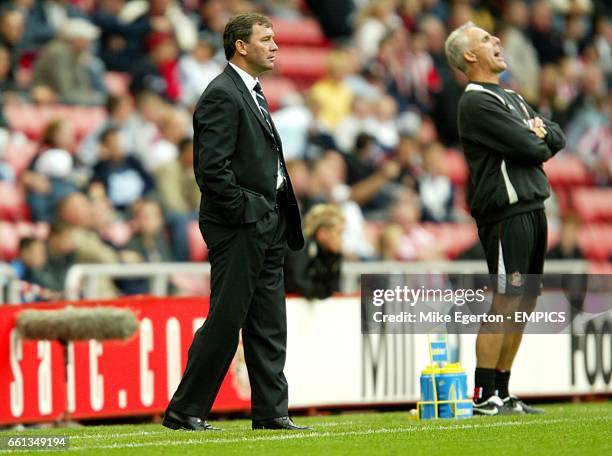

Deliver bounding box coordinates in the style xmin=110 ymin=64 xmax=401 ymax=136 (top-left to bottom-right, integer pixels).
xmin=476 ymin=294 xmax=523 ymax=368
xmin=496 ymin=295 xmax=537 ymax=370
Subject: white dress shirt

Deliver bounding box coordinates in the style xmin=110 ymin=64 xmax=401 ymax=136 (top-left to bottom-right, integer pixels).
xmin=229 ymin=63 xmax=285 ymax=190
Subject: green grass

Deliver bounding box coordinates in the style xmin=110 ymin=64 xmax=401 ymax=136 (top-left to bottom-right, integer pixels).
xmin=1 ymin=402 xmax=610 ymax=455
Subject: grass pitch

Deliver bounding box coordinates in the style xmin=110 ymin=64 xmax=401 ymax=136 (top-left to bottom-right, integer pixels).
xmin=1 ymin=402 xmax=610 ymax=455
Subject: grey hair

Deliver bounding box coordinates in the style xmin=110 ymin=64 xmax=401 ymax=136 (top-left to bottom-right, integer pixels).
xmin=444 ymin=21 xmax=476 ymax=74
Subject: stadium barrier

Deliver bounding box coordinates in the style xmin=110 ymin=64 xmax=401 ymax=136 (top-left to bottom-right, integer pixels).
xmin=1 ymin=290 xmax=610 ymax=426
xmin=2 ymin=260 xmax=609 ymax=426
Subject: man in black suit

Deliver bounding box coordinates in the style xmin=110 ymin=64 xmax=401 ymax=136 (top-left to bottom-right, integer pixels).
xmin=162 ymin=13 xmax=307 ymax=431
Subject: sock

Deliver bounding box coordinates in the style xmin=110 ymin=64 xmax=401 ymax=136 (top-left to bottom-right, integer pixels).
xmin=473 ymin=367 xmax=496 ymax=403
xmin=495 ymin=369 xmax=511 ymax=399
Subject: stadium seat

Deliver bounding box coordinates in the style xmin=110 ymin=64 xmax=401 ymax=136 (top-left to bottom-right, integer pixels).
xmin=543 ymin=155 xmax=592 ymax=187
xmin=0 ymin=182 xmax=30 ymax=221
xmin=188 ymin=220 xmax=208 ymax=262
xmin=260 ymin=77 xmax=299 ymax=111
xmin=572 ymin=188 xmax=612 ymax=223
xmin=4 ymin=104 xmax=106 ymax=143
xmin=3 ymin=139 xmax=38 ymax=175
xmin=445 ymin=149 xmax=468 ymax=186
xmin=0 ymin=222 xmax=19 ymax=260
xmin=422 ymin=223 xmax=478 ymax=259
xmin=274 ymin=46 xmax=330 ymax=86
xmin=578 ymin=224 xmax=612 ymax=261
xmin=271 ymin=17 xmax=329 ymax=47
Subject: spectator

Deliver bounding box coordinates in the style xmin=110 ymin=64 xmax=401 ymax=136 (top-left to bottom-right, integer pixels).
xmin=145 ymin=107 xmax=189 ymax=172
xmin=131 ymin=90 xmax=166 ymax=160
xmin=20 ymin=0 xmax=86 ymax=53
xmin=536 ymin=64 xmax=567 ymax=124
xmin=78 ymin=94 xmax=141 ymax=167
xmin=309 ymin=50 xmax=354 ymax=130
xmin=90 ymin=126 xmax=155 ymax=212
xmin=380 ymin=190 xmax=445 ymax=261
xmin=118 ymin=0 xmax=198 ymax=52
xmin=343 ymin=132 xmax=400 ymax=219
xmin=154 ymin=137 xmax=199 ymax=261
xmin=500 ymin=0 xmax=541 ymax=104
xmin=11 ymin=237 xmax=50 ymax=287
xmin=179 ymin=31 xmax=222 ymax=109
xmin=334 ymin=96 xmax=375 ymax=154
xmin=418 ymin=142 xmax=455 ymax=223
xmin=364 ymin=95 xmax=400 ymax=150
xmin=529 ymin=0 xmax=565 ymax=65
xmin=354 ymin=0 xmax=401 ymax=63
xmin=548 ymin=214 xmax=584 ymax=260
xmin=0 ymin=44 xmax=20 ymax=96
xmin=0 ymin=6 xmax=25 ymax=89
xmin=129 ymin=31 xmax=182 ymax=103
xmin=284 ymin=204 xmax=345 ymax=300
xmin=90 ymin=0 xmax=150 ymax=72
xmin=31 ymin=17 xmax=106 ymax=105
xmin=271 ymin=92 xmax=315 ymax=161
xmin=154 ymin=137 xmax=198 ymax=217
xmin=44 ymin=222 xmax=76 ymax=292
xmin=21 ymin=118 xmax=77 ymax=222
xmin=124 ymin=198 xmax=173 ymax=263
xmin=308 ymin=151 xmax=377 ymax=259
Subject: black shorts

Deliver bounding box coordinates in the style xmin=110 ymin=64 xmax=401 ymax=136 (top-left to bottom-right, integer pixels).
xmin=478 ymin=209 xmax=547 ymax=296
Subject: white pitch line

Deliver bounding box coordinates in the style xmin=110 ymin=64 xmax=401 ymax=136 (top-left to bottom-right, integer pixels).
xmin=66 ymin=421 xmax=353 ymax=441
xmin=11 ymin=416 xmax=607 ymax=453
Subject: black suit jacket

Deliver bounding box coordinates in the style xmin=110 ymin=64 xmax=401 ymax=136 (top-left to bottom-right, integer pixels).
xmin=193 ymin=65 xmax=304 ymax=250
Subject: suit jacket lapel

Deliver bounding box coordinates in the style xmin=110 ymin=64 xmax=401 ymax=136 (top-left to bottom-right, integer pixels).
xmin=224 ymin=65 xmax=276 ymax=140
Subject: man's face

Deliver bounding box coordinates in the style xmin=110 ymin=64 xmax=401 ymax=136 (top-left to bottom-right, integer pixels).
xmin=242 ymin=24 xmax=278 ymax=75
xmin=465 ymin=27 xmax=507 ymax=74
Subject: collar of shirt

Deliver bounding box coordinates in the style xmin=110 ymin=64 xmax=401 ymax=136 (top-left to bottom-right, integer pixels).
xmin=229 ymin=62 xmax=259 ymax=95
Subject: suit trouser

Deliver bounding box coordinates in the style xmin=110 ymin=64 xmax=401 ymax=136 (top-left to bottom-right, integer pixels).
xmin=168 ymin=205 xmax=288 ymax=420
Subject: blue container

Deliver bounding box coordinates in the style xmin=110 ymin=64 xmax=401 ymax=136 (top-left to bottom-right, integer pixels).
xmin=420 ymin=364 xmax=473 ymax=419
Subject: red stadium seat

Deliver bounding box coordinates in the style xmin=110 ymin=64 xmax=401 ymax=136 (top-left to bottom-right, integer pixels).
xmin=3 ymin=139 xmax=38 ymax=176
xmin=578 ymin=224 xmax=612 ymax=261
xmin=0 ymin=222 xmax=19 ymax=260
xmin=271 ymin=17 xmax=328 ymax=47
xmin=0 ymin=182 xmax=30 ymax=221
xmin=572 ymin=188 xmax=612 ymax=223
xmin=259 ymin=77 xmax=299 ymax=111
xmin=188 ymin=220 xmax=208 ymax=262
xmin=422 ymin=223 xmax=478 ymax=259
xmin=4 ymin=104 xmax=106 ymax=143
xmin=543 ymin=155 xmax=592 ymax=187
xmin=274 ymin=46 xmax=330 ymax=86
xmin=445 ymin=149 xmax=468 ymax=186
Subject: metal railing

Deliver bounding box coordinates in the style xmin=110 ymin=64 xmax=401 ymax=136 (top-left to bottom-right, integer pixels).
xmin=0 ymin=263 xmax=21 ymax=305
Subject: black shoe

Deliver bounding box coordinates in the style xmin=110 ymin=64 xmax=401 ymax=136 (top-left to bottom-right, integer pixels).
xmin=252 ymin=416 xmax=312 ymax=430
xmin=162 ymin=409 xmax=221 ymax=431
xmin=503 ymin=395 xmax=544 ymax=414
xmin=472 ymin=395 xmax=504 ymax=416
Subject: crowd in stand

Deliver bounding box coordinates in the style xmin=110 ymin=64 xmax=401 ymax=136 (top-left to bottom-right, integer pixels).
xmin=0 ymin=0 xmax=609 ymax=300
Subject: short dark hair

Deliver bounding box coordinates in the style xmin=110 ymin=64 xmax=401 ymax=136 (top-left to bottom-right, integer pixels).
xmin=19 ymin=237 xmax=39 ymax=252
xmin=223 ymin=12 xmax=272 ymax=61
xmin=99 ymin=125 xmax=120 ymax=145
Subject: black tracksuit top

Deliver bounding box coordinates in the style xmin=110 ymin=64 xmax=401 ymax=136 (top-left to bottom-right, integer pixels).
xmin=457 ymin=82 xmax=566 ymax=227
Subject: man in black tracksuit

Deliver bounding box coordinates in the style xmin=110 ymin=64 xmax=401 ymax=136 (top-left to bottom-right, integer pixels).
xmin=445 ymin=22 xmax=566 ymax=415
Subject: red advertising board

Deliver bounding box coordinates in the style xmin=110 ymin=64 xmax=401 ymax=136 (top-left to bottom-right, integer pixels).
xmin=0 ymin=297 xmax=251 ymax=425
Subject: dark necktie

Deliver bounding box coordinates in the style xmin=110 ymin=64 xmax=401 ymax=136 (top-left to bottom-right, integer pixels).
xmin=253 ymin=82 xmax=286 ymax=190
xmin=254 ymin=82 xmax=274 ymax=132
